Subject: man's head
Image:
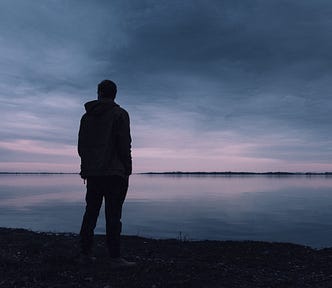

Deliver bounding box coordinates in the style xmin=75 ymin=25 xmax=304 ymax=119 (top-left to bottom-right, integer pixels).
xmin=97 ymin=79 xmax=117 ymax=100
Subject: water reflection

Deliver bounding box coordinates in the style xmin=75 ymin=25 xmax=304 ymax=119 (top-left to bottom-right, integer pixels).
xmin=0 ymin=174 xmax=331 ymax=247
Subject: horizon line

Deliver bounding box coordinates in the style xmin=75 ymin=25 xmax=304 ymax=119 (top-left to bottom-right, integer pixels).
xmin=1 ymin=171 xmax=332 ymax=175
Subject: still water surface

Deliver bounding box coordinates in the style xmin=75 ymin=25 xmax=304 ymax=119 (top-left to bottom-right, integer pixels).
xmin=0 ymin=174 xmax=331 ymax=248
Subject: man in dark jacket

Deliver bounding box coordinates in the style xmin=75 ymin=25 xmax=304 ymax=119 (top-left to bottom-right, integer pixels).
xmin=78 ymin=79 xmax=134 ymax=266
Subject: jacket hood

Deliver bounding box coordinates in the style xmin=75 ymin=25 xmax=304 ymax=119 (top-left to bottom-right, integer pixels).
xmin=84 ymin=99 xmax=119 ymax=116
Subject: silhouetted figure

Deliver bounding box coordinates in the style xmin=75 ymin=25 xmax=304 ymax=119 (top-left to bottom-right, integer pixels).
xmin=78 ymin=80 xmax=134 ymax=267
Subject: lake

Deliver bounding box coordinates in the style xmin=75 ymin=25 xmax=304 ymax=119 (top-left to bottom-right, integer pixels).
xmin=0 ymin=173 xmax=331 ymax=248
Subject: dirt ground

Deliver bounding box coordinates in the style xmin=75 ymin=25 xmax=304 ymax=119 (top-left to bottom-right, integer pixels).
xmin=0 ymin=228 xmax=331 ymax=287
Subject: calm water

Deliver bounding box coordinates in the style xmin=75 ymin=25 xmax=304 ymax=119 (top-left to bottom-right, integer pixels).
xmin=0 ymin=174 xmax=331 ymax=248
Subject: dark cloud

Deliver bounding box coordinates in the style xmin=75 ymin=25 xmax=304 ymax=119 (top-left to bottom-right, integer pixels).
xmin=103 ymin=0 xmax=332 ymax=143
xmin=0 ymin=0 xmax=331 ymax=171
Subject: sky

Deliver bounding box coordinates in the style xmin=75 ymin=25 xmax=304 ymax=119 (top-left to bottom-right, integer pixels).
xmin=0 ymin=0 xmax=332 ymax=173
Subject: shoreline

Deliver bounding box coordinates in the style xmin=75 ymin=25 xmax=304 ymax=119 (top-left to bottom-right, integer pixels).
xmin=1 ymin=171 xmax=332 ymax=175
xmin=1 ymin=227 xmax=331 ymax=287
xmin=141 ymin=171 xmax=332 ymax=176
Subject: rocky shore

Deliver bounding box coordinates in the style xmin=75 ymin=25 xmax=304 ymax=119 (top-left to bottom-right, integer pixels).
xmin=0 ymin=228 xmax=331 ymax=287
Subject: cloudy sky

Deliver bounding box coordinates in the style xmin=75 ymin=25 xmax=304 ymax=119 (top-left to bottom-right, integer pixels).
xmin=0 ymin=0 xmax=332 ymax=173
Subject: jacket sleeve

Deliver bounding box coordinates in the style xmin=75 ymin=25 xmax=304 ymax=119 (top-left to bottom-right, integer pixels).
xmin=77 ymin=115 xmax=88 ymax=179
xmin=116 ymin=110 xmax=132 ymax=175
xmin=77 ymin=116 xmax=84 ymax=158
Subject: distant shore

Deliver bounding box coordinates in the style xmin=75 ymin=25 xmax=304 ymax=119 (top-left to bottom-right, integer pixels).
xmin=1 ymin=171 xmax=332 ymax=176
xmin=141 ymin=171 xmax=332 ymax=176
xmin=0 ymin=227 xmax=331 ymax=287
xmin=0 ymin=172 xmax=78 ymax=175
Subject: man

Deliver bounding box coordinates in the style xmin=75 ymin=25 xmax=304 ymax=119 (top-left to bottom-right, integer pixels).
xmin=78 ymin=79 xmax=134 ymax=267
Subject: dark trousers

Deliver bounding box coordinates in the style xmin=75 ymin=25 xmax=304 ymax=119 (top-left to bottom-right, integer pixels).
xmin=80 ymin=175 xmax=128 ymax=258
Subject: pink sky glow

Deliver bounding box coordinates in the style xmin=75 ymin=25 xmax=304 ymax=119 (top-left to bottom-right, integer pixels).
xmin=0 ymin=139 xmax=331 ymax=173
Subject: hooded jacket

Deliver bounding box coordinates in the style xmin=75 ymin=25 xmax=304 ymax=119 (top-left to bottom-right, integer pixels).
xmin=78 ymin=98 xmax=132 ymax=179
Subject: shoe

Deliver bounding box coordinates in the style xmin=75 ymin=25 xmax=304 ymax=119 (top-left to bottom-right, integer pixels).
xmin=109 ymin=257 xmax=136 ymax=268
